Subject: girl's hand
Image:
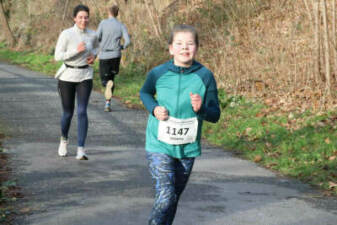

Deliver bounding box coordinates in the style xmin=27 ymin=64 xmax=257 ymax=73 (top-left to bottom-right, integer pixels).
xmin=154 ymin=106 xmax=168 ymax=121
xmin=77 ymin=42 xmax=86 ymax=53
xmin=87 ymin=54 xmax=95 ymax=64
xmin=190 ymin=92 xmax=202 ymax=112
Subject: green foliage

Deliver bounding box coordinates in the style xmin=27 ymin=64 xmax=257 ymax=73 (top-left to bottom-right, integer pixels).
xmin=0 ymin=45 xmax=61 ymax=75
xmin=113 ymin=63 xmax=146 ymax=108
xmin=0 ymin=129 xmax=15 ymax=223
xmin=203 ymin=98 xmax=337 ymax=195
xmin=1 ymin=181 xmax=16 ymax=194
xmin=0 ymin=178 xmax=15 ymax=223
xmin=0 ymin=43 xmax=7 ymax=48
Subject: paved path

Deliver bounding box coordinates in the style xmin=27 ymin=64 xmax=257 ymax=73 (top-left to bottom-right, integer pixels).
xmin=0 ymin=61 xmax=336 ymax=225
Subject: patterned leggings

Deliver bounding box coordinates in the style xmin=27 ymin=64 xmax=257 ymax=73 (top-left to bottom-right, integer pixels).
xmin=146 ymin=152 xmax=195 ymax=225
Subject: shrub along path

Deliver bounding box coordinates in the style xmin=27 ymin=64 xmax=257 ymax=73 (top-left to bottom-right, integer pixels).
xmin=0 ymin=61 xmax=336 ymax=225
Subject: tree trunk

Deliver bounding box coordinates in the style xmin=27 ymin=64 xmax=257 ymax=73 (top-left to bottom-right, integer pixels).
xmin=151 ymin=0 xmax=162 ymax=35
xmin=62 ymin=0 xmax=70 ymax=22
xmin=333 ymin=0 xmax=337 ymax=82
xmin=313 ymin=0 xmax=321 ymax=84
xmin=321 ymin=0 xmax=331 ymax=96
xmin=144 ymin=0 xmax=161 ymax=39
xmin=0 ymin=0 xmax=15 ymax=47
xmin=303 ymin=0 xmax=314 ymax=30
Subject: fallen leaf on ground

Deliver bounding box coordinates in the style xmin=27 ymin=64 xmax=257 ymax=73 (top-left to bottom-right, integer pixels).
xmin=254 ymin=155 xmax=262 ymax=162
xmin=329 ymin=156 xmax=336 ymax=161
xmin=325 ymin=138 xmax=331 ymax=144
xmin=328 ymin=182 xmax=337 ymax=189
xmin=245 ymin=127 xmax=252 ymax=134
xmin=20 ymin=207 xmax=31 ymax=213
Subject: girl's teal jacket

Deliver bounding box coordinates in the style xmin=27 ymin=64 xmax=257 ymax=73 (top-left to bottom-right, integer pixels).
xmin=140 ymin=60 xmax=220 ymax=158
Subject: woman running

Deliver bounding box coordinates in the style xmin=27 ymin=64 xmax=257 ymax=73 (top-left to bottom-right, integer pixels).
xmin=54 ymin=4 xmax=99 ymax=160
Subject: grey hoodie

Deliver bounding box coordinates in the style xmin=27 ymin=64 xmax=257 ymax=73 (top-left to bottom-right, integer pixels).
xmin=96 ymin=17 xmax=130 ymax=60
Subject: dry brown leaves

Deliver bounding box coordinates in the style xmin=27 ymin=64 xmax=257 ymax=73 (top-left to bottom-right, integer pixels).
xmin=329 ymin=182 xmax=337 ymax=190
xmin=254 ymin=155 xmax=263 ymax=162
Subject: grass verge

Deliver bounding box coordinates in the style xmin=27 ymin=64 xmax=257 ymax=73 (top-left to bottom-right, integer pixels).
xmin=0 ymin=122 xmax=18 ymax=224
xmin=203 ymin=93 xmax=337 ymax=195
xmin=0 ymin=43 xmax=336 ymax=196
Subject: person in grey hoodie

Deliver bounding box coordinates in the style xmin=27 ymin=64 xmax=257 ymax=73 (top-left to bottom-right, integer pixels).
xmin=96 ymin=4 xmax=131 ymax=112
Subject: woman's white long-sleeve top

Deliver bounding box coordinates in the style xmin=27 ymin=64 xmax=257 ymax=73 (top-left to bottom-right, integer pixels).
xmin=54 ymin=24 xmax=99 ymax=82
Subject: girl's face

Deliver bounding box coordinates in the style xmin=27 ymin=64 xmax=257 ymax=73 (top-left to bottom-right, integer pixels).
xmin=74 ymin=10 xmax=89 ymax=30
xmin=169 ymin=32 xmax=198 ymax=68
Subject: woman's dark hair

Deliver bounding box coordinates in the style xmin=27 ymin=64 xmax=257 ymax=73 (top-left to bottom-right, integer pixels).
xmin=73 ymin=4 xmax=90 ymax=18
xmin=168 ymin=24 xmax=199 ymax=47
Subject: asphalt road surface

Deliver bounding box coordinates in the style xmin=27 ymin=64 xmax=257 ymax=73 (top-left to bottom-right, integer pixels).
xmin=0 ymin=61 xmax=336 ymax=225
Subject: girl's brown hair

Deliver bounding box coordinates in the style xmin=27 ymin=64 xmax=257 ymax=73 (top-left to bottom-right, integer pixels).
xmin=168 ymin=24 xmax=199 ymax=47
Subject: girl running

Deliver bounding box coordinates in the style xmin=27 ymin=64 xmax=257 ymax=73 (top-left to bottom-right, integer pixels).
xmin=140 ymin=24 xmax=221 ymax=225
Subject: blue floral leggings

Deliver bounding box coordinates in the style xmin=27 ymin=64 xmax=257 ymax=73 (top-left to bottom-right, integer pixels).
xmin=146 ymin=152 xmax=195 ymax=225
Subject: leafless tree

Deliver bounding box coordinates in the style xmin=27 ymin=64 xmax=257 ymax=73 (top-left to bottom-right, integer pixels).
xmin=0 ymin=0 xmax=15 ymax=46
xmin=62 ymin=0 xmax=70 ymax=22
xmin=321 ymin=0 xmax=331 ymax=96
xmin=144 ymin=0 xmax=162 ymax=39
xmin=333 ymin=0 xmax=337 ymax=82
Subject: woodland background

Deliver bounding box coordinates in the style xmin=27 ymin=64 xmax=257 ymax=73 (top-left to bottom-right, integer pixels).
xmin=0 ymin=0 xmax=336 ymax=113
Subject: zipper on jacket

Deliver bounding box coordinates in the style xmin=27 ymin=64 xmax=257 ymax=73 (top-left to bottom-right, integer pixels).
xmin=176 ymin=68 xmax=183 ymax=117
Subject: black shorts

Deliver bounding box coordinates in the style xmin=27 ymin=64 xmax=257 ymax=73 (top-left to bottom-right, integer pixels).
xmin=99 ymin=57 xmax=121 ymax=86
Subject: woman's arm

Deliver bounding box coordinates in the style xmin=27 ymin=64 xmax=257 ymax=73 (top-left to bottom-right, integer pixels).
xmin=54 ymin=30 xmax=80 ymax=62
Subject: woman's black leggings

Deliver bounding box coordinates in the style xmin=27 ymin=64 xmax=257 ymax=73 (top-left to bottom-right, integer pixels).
xmin=58 ymin=79 xmax=92 ymax=147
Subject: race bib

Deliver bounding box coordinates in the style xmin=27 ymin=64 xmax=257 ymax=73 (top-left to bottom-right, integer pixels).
xmin=158 ymin=116 xmax=198 ymax=145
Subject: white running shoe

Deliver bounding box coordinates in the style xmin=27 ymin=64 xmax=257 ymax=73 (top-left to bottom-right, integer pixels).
xmin=104 ymin=101 xmax=112 ymax=112
xmin=76 ymin=147 xmax=88 ymax=160
xmin=104 ymin=80 xmax=114 ymax=100
xmin=58 ymin=137 xmax=68 ymax=157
